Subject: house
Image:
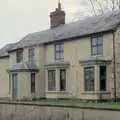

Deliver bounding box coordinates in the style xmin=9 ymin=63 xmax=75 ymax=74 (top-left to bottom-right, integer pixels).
xmin=0 ymin=2 xmax=120 ymax=100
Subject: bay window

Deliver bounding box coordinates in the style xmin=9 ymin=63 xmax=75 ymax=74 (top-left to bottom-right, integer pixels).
xmin=84 ymin=66 xmax=107 ymax=92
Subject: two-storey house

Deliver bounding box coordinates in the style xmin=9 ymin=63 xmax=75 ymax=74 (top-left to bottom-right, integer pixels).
xmin=0 ymin=2 xmax=120 ymax=100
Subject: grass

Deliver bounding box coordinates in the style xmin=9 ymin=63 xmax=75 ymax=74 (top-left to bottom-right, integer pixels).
xmin=1 ymin=98 xmax=120 ymax=110
xmin=30 ymin=99 xmax=120 ymax=109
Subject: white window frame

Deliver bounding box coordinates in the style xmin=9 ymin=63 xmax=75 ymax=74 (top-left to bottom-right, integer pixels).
xmin=46 ymin=68 xmax=67 ymax=92
xmin=28 ymin=47 xmax=35 ymax=63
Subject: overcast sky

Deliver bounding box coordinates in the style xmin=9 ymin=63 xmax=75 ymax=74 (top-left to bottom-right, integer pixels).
xmin=0 ymin=0 xmax=92 ymax=48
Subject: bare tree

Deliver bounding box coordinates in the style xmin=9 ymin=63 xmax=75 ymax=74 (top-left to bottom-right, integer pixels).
xmin=71 ymin=0 xmax=120 ymax=21
xmin=89 ymin=0 xmax=120 ymax=15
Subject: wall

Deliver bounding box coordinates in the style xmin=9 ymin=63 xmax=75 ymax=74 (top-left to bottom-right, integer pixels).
xmin=0 ymin=32 xmax=114 ymax=100
xmin=0 ymin=103 xmax=119 ymax=120
xmin=45 ymin=33 xmax=114 ymax=99
xmin=8 ymin=45 xmax=45 ymax=100
xmin=114 ymin=26 xmax=120 ymax=97
xmin=23 ymin=45 xmax=45 ymax=99
xmin=0 ymin=58 xmax=9 ymax=98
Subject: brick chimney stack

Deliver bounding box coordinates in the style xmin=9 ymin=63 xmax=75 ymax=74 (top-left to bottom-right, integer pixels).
xmin=50 ymin=1 xmax=65 ymax=28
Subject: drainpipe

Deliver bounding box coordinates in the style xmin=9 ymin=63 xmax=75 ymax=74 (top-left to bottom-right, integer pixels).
xmin=113 ymin=31 xmax=117 ymax=102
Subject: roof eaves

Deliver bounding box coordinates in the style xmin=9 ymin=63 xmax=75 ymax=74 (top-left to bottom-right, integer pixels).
xmin=0 ymin=55 xmax=9 ymax=59
xmin=44 ymin=29 xmax=114 ymax=45
xmin=8 ymin=47 xmax=23 ymax=53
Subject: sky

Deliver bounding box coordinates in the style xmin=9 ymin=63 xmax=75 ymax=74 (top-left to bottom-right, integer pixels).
xmin=0 ymin=0 xmax=92 ymax=48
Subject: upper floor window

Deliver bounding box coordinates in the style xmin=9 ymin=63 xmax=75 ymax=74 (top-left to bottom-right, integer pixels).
xmin=28 ymin=47 xmax=35 ymax=63
xmin=16 ymin=49 xmax=23 ymax=63
xmin=55 ymin=43 xmax=64 ymax=60
xmin=91 ymin=34 xmax=103 ymax=56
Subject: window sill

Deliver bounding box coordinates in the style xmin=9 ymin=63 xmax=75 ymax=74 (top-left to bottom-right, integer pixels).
xmin=82 ymin=91 xmax=111 ymax=95
xmin=46 ymin=91 xmax=67 ymax=94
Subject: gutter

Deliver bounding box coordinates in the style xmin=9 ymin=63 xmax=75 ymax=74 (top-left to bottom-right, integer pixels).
xmin=45 ymin=30 xmax=114 ymax=45
xmin=0 ymin=55 xmax=9 ymax=59
xmin=8 ymin=30 xmax=114 ymax=52
xmin=8 ymin=47 xmax=23 ymax=53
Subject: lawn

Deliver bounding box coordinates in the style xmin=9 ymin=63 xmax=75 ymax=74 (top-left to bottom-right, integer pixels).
xmin=0 ymin=99 xmax=120 ymax=110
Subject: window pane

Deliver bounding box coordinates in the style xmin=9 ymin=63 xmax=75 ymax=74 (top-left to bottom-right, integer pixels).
xmin=28 ymin=47 xmax=35 ymax=62
xmin=55 ymin=43 xmax=64 ymax=60
xmin=91 ymin=35 xmax=103 ymax=55
xmin=98 ymin=46 xmax=103 ymax=54
xmin=55 ymin=45 xmax=60 ymax=51
xmin=100 ymin=66 xmax=106 ymax=91
xmin=12 ymin=73 xmax=18 ymax=98
xmin=92 ymin=47 xmax=97 ymax=55
xmin=16 ymin=49 xmax=23 ymax=63
xmin=60 ymin=69 xmax=66 ymax=91
xmin=60 ymin=51 xmax=64 ymax=59
xmin=31 ymin=73 xmax=35 ymax=93
xmin=92 ymin=37 xmax=97 ymax=45
xmin=97 ymin=36 xmax=103 ymax=45
xmin=48 ymin=70 xmax=56 ymax=91
xmin=60 ymin=44 xmax=64 ymax=51
xmin=84 ymin=67 xmax=94 ymax=91
xmin=55 ymin=52 xmax=60 ymax=60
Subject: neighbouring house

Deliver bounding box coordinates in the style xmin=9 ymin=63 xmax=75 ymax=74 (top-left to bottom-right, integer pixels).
xmin=0 ymin=2 xmax=120 ymax=100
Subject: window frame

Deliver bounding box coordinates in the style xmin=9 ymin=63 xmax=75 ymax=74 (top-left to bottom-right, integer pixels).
xmin=54 ymin=43 xmax=64 ymax=60
xmin=60 ymin=69 xmax=66 ymax=91
xmin=30 ymin=73 xmax=36 ymax=93
xmin=84 ymin=66 xmax=95 ymax=91
xmin=99 ymin=66 xmax=107 ymax=91
xmin=28 ymin=47 xmax=35 ymax=63
xmin=11 ymin=73 xmax=18 ymax=98
xmin=48 ymin=70 xmax=56 ymax=91
xmin=16 ymin=49 xmax=23 ymax=63
xmin=91 ymin=34 xmax=103 ymax=56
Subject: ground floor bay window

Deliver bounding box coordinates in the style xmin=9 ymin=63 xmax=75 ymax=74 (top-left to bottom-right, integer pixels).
xmin=7 ymin=61 xmax=39 ymax=99
xmin=80 ymin=56 xmax=112 ymax=100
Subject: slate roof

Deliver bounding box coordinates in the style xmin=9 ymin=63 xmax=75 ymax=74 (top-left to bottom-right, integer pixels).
xmin=0 ymin=43 xmax=16 ymax=58
xmin=1 ymin=10 xmax=120 ymax=57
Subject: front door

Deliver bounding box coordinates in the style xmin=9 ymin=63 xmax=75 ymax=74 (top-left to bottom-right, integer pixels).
xmin=12 ymin=73 xmax=18 ymax=99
